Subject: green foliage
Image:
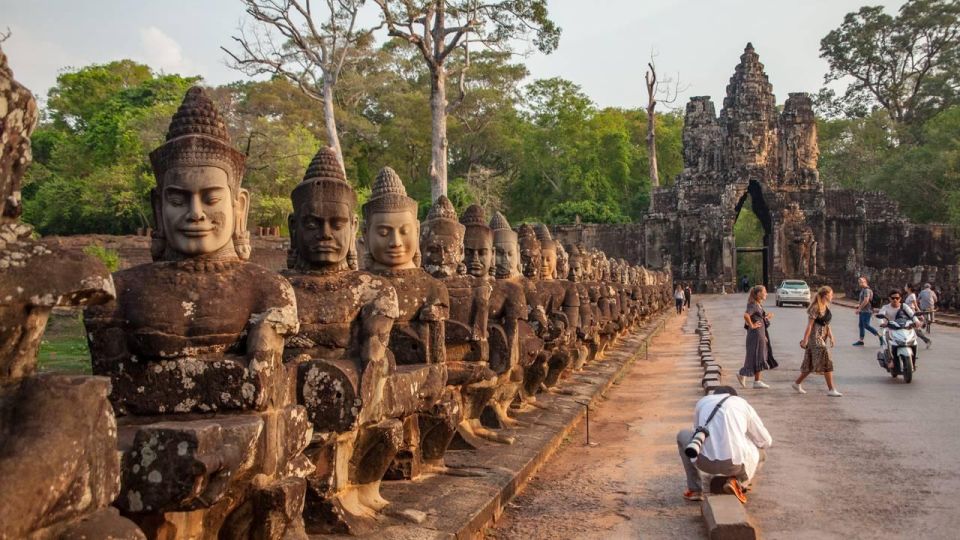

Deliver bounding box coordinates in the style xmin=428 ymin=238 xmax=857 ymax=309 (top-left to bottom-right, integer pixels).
xmin=24 ymin=46 xmax=686 ymax=234
xmin=818 ymin=105 xmax=960 ymax=224
xmin=819 ymin=0 xmax=960 ymax=131
xmin=23 ymin=61 xmax=198 ymax=235
xmin=545 ymin=200 xmax=631 ymax=225
xmin=82 ymin=245 xmax=120 ymax=272
xmin=735 ymin=197 xmax=765 ymax=286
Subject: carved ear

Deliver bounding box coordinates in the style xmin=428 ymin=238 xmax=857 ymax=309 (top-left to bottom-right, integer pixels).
xmin=287 ymin=212 xmax=297 ymax=242
xmin=149 ymin=187 xmax=166 ymax=261
xmin=150 ymin=187 xmax=163 ymax=233
xmin=235 ymin=188 xmax=250 ymax=234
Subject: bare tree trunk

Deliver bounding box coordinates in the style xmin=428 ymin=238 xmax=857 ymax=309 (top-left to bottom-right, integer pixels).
xmin=322 ymin=75 xmax=345 ymax=174
xmin=429 ymin=66 xmax=448 ymax=201
xmin=645 ymin=63 xmax=659 ymax=213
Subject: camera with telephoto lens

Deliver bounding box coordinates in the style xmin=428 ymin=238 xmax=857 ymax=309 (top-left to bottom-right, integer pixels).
xmin=684 ymin=427 xmax=709 ymax=458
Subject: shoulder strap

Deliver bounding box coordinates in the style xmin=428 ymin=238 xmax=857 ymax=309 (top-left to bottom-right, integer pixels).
xmin=702 ymin=395 xmax=733 ymax=428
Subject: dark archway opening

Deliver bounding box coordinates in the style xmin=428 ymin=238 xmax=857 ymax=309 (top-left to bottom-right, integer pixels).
xmin=734 ymin=181 xmax=773 ymax=289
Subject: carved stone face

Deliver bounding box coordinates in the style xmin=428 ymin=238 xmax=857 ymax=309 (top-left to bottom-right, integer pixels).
xmin=292 ymin=199 xmax=357 ymax=268
xmin=422 ymin=230 xmax=462 ymax=278
xmin=569 ymin=254 xmax=584 ymax=282
xmin=556 ymin=247 xmax=569 ymax=281
xmin=540 ymin=246 xmax=557 ymax=280
xmin=519 ymin=241 xmax=542 ymax=280
xmin=161 ymin=166 xmax=245 ymax=257
xmin=464 ymin=234 xmax=493 ymax=278
xmin=365 ymin=210 xmax=419 ymax=270
xmin=494 ymin=237 xmax=521 ymax=279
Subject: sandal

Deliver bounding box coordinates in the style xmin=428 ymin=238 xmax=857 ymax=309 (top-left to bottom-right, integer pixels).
xmin=683 ymin=489 xmax=704 ymax=501
xmin=722 ymin=478 xmax=748 ymax=504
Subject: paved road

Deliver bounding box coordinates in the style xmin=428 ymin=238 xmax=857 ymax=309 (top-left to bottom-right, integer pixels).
xmin=703 ymin=293 xmax=960 ymax=539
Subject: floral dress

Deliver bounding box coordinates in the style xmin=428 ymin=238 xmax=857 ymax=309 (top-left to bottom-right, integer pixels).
xmin=801 ymin=307 xmax=833 ymax=373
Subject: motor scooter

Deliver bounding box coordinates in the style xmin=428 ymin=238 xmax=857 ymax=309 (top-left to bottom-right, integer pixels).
xmin=875 ymin=313 xmax=918 ymax=383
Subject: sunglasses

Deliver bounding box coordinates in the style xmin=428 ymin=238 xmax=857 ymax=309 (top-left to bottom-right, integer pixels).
xmin=890 ymin=296 xmax=901 ymax=300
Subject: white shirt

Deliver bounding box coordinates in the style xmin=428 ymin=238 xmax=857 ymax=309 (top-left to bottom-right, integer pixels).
xmin=877 ymin=303 xmax=920 ymax=325
xmin=692 ymin=393 xmax=772 ymax=479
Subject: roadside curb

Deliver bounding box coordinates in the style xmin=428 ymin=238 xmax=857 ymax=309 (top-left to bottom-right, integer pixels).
xmin=356 ymin=311 xmax=672 ymax=539
xmin=693 ymin=303 xmax=758 ymax=540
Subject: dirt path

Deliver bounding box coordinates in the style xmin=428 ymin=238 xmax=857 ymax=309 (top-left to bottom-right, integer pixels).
xmin=489 ymin=311 xmax=707 ymax=539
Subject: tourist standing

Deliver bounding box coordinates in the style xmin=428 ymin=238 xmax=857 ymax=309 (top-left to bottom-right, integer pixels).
xmin=794 ymin=286 xmax=842 ymax=396
xmin=674 ymin=284 xmax=685 ymax=314
xmin=737 ymin=285 xmax=778 ymax=389
xmin=918 ymin=282 xmax=939 ymax=332
xmin=684 ymin=283 xmax=692 ymax=309
xmin=852 ymin=276 xmax=880 ymax=346
xmin=904 ymin=284 xmax=932 ymax=348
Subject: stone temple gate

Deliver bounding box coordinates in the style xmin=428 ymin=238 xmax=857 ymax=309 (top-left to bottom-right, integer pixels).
xmin=639 ymin=43 xmax=959 ymax=292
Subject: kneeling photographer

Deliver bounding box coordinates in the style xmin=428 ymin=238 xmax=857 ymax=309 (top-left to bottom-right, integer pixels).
xmin=676 ymin=386 xmax=772 ymax=503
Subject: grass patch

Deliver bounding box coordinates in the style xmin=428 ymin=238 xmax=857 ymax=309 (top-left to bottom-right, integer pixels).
xmin=37 ymin=312 xmax=91 ymax=374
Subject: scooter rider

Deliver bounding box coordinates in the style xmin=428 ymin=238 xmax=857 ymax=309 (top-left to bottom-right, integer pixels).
xmin=877 ymin=290 xmax=922 ymax=369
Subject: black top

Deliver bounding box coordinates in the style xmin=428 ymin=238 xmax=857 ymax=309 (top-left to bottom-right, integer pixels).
xmin=813 ymin=307 xmax=832 ymax=326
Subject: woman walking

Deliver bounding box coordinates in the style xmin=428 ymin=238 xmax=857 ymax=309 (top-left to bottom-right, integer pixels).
xmin=674 ymin=284 xmax=685 ymax=314
xmin=737 ymin=285 xmax=778 ymax=389
xmin=794 ymin=286 xmax=842 ymax=397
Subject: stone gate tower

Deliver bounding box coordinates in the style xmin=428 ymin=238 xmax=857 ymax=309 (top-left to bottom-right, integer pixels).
xmin=645 ymin=43 xmax=826 ymax=291
xmin=552 ymin=43 xmax=957 ymax=293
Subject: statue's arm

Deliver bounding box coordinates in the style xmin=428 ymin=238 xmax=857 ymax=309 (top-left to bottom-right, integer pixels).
xmin=360 ymin=283 xmax=399 ymax=371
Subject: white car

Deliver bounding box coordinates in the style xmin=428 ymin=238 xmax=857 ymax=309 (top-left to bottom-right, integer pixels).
xmin=775 ymin=280 xmax=811 ymax=307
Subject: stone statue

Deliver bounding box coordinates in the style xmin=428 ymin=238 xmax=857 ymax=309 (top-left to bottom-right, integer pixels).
xmin=491 ymin=213 xmax=546 ymax=409
xmin=565 ymin=244 xmax=599 ymax=370
xmin=84 ymin=87 xmax=310 ymax=538
xmin=798 ymin=226 xmax=816 ymax=276
xmin=361 ymin=168 xmax=459 ymax=476
xmin=420 ymin=196 xmax=508 ymax=447
xmin=282 ymin=147 xmax=443 ymax=533
xmin=0 ymin=44 xmax=142 ymax=540
xmin=462 ymin=205 xmax=526 ymax=428
xmin=533 ymin=224 xmax=581 ymax=387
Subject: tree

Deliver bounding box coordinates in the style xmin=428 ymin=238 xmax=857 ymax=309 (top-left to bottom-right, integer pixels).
xmin=820 ymin=0 xmax=960 ymax=135
xmin=643 ymin=52 xmax=683 ymax=210
xmin=372 ymin=0 xmax=560 ymax=201
xmin=224 ymin=0 xmax=380 ymax=170
xmin=23 ymin=61 xmax=198 ymax=234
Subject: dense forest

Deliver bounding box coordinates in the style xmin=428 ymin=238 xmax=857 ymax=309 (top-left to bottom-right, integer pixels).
xmin=20 ymin=0 xmax=960 ymax=237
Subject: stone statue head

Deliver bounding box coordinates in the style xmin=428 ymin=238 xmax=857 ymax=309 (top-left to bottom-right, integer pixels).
xmin=574 ymin=244 xmax=589 ymax=279
xmin=420 ymin=195 xmax=464 ymax=278
xmin=288 ymin=146 xmax=358 ymax=271
xmin=362 ymin=167 xmax=420 ymax=272
xmin=517 ymin=224 xmax=542 ymax=280
xmin=490 ymin=211 xmax=521 ymax=279
xmin=567 ymin=244 xmax=585 ymax=282
xmin=533 ymin=223 xmax=557 ymax=280
xmin=461 ymin=204 xmax=493 ymax=278
xmin=148 ymin=86 xmax=249 ymax=261
xmin=555 ymin=243 xmax=570 ymax=282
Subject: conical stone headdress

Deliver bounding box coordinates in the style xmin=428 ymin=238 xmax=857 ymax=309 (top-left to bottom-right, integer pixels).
xmin=149 ymin=86 xmax=245 ymax=191
xmin=362 ymin=166 xmax=419 ymax=218
xmin=489 ymin=211 xmax=516 ymax=244
xmin=421 ymin=195 xmax=464 ymax=240
xmin=461 ymin=204 xmax=492 ymax=243
xmin=292 ymin=146 xmax=356 ymax=210
xmin=533 ymin=223 xmax=556 ymax=249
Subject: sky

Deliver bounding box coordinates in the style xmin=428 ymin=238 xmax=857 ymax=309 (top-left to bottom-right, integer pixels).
xmin=1 ymin=0 xmax=907 ymax=110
